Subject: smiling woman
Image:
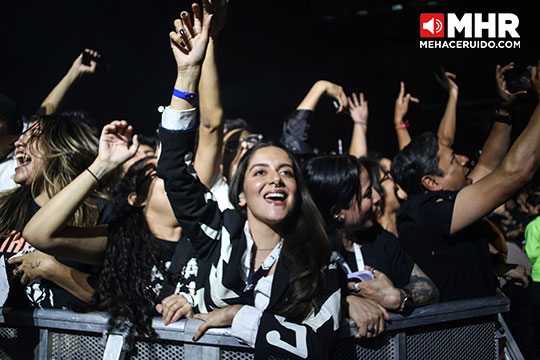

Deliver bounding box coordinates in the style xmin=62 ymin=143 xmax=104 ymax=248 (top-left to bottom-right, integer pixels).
xmin=155 ymin=5 xmax=341 ymax=358
xmin=0 ymin=113 xmax=111 ymax=310
xmin=21 ymin=120 xmax=199 ymax=339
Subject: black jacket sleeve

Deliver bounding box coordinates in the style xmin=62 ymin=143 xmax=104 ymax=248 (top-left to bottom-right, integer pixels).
xmin=157 ymin=126 xmax=225 ymax=260
xmin=280 ymin=110 xmax=315 ymax=154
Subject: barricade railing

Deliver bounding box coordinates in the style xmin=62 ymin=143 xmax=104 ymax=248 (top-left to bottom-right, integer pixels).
xmin=0 ymin=291 xmax=517 ymax=360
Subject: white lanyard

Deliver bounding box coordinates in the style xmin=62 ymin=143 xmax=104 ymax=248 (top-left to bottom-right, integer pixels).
xmin=259 ymin=240 xmax=283 ymax=271
xmin=244 ymin=240 xmax=282 ymax=293
xmin=353 ymin=243 xmax=365 ymax=272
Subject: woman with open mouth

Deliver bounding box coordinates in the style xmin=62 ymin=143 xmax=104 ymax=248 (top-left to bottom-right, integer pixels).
xmin=153 ymin=6 xmax=341 ymax=359
xmin=1 ymin=114 xmax=112 ymax=310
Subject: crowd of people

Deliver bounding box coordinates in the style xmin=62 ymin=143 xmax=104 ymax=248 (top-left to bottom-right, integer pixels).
xmin=1 ymin=1 xmax=540 ymax=359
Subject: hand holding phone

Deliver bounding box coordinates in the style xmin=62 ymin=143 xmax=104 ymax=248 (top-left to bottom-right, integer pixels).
xmin=347 ymin=269 xmax=375 ymax=282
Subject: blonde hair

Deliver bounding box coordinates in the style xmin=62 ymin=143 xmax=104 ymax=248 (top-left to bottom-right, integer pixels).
xmin=0 ymin=114 xmax=106 ymax=237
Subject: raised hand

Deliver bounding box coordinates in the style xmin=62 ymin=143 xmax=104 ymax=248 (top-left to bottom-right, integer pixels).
xmin=98 ymin=120 xmax=139 ymax=169
xmin=348 ymin=92 xmax=368 ymax=127
xmin=435 ymin=69 xmax=458 ymax=96
xmin=156 ymin=294 xmax=194 ymax=325
xmin=202 ymin=0 xmax=228 ymax=37
xmin=321 ymin=80 xmax=348 ymax=113
xmin=70 ymin=49 xmax=101 ymax=76
xmin=496 ymin=62 xmax=527 ymax=110
xmin=394 ymin=81 xmax=419 ymax=125
xmin=531 ymin=59 xmax=540 ymax=101
xmin=192 ymin=304 xmax=243 ymax=341
xmin=170 ymin=3 xmax=213 ymax=70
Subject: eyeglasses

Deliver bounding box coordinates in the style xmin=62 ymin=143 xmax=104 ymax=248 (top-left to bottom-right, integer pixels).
xmin=379 ymin=170 xmax=393 ymax=184
xmin=224 ymin=134 xmax=263 ymax=153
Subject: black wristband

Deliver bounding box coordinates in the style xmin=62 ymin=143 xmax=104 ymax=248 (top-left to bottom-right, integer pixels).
xmin=86 ymin=168 xmax=103 ymax=188
xmin=494 ymin=109 xmax=512 ymax=125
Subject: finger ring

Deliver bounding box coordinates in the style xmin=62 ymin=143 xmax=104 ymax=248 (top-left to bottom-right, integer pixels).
xmin=352 ymin=282 xmax=360 ymax=292
xmin=367 ymin=327 xmax=376 ymax=333
xmin=13 ymin=266 xmax=22 ymax=276
xmin=372 ymin=268 xmax=377 ymax=275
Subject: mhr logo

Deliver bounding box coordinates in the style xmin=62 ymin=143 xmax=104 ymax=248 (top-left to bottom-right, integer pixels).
xmin=420 ymin=13 xmax=520 ymax=39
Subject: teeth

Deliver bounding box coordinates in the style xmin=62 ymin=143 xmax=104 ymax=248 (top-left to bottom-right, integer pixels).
xmin=265 ymin=192 xmax=286 ymax=200
xmin=15 ymin=153 xmax=31 ymax=164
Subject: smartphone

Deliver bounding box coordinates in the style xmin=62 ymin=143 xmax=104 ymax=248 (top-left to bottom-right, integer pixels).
xmin=347 ymin=269 xmax=375 ymax=282
xmin=82 ymin=51 xmax=99 ymax=66
xmin=506 ymin=66 xmax=532 ymax=93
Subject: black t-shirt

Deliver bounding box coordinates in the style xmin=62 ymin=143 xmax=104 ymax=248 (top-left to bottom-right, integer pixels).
xmin=341 ymin=226 xmax=414 ymax=289
xmin=149 ymin=237 xmax=198 ymax=300
xmin=397 ymin=190 xmax=497 ymax=302
xmin=2 ymin=197 xmax=115 ymax=309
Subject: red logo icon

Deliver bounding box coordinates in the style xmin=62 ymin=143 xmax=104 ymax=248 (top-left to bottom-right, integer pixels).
xmin=420 ymin=14 xmax=445 ymax=38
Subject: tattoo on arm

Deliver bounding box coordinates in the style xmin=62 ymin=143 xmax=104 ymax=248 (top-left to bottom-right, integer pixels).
xmin=405 ymin=265 xmax=440 ymax=306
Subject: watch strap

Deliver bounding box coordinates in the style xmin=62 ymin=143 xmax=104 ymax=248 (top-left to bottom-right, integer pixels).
xmin=494 ymin=109 xmax=512 ymax=125
xmin=173 ymin=88 xmax=197 ymax=101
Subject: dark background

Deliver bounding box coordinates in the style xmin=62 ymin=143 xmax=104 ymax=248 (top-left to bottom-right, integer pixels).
xmin=1 ymin=0 xmax=537 ymax=160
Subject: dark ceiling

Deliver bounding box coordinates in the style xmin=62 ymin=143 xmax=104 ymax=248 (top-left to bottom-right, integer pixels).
xmin=1 ymin=0 xmax=537 ymax=158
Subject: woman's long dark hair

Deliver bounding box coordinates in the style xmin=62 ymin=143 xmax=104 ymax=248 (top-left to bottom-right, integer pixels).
xmin=303 ymin=155 xmax=362 ymax=249
xmin=229 ymin=143 xmax=330 ymax=322
xmin=91 ymin=157 xmax=179 ymax=338
xmin=358 ymin=157 xmax=385 ymax=214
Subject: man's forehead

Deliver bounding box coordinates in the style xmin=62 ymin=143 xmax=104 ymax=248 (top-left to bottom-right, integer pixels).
xmin=437 ymin=143 xmax=454 ymax=157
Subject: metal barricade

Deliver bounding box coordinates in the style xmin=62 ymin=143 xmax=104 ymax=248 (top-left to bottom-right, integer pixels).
xmin=0 ymin=292 xmax=514 ymax=360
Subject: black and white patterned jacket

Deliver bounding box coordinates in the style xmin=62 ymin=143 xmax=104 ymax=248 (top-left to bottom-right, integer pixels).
xmin=156 ymin=109 xmax=341 ymax=359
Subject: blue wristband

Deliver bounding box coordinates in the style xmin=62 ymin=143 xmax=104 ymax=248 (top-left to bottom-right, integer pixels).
xmin=173 ymin=88 xmax=197 ymax=101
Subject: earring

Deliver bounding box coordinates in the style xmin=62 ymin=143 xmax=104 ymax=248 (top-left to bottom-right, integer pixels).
xmin=334 ymin=215 xmax=344 ymax=223
xmin=238 ymin=194 xmax=243 ymax=200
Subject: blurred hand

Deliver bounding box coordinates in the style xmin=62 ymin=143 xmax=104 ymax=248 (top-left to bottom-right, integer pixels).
xmin=531 ymin=59 xmax=540 ymax=101
xmin=70 ymin=49 xmax=100 ymax=76
xmin=202 ymin=0 xmax=228 ymax=37
xmin=435 ymin=69 xmax=458 ymax=96
xmin=504 ymin=265 xmax=529 ymax=287
xmin=170 ymin=4 xmax=213 ymax=70
xmin=98 ymin=120 xmax=139 ymax=169
xmin=346 ymin=295 xmax=390 ymax=338
xmin=156 ymin=294 xmax=194 ymax=325
xmin=496 ymin=62 xmax=527 ymax=110
xmin=8 ymin=250 xmax=58 ymax=286
xmin=192 ymin=304 xmax=243 ymax=340
xmin=348 ymin=267 xmax=401 ymax=310
xmin=316 ymin=80 xmax=348 ymax=113
xmin=394 ymin=81 xmax=419 ymax=124
xmin=348 ymin=92 xmax=368 ymax=128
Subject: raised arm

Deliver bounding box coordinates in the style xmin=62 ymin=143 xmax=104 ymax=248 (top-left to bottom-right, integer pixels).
xmin=193 ymin=0 xmax=228 ymax=188
xmin=394 ymin=81 xmax=419 ymax=150
xmin=468 ymin=62 xmax=527 ymax=183
xmin=435 ymin=70 xmax=459 ymax=147
xmin=158 ymin=5 xmax=225 ymax=259
xmin=451 ymin=61 xmax=540 ymax=234
xmin=37 ymin=49 xmax=100 ymax=115
xmin=348 ymin=92 xmax=369 ymax=158
xmin=22 ymin=121 xmax=139 ymax=264
xmin=281 ymin=80 xmax=347 ymax=152
xmin=296 ymin=80 xmax=347 ymax=112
